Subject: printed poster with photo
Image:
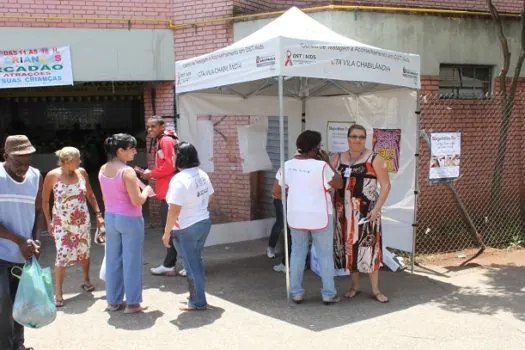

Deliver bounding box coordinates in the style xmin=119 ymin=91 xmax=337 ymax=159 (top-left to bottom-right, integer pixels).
xmin=327 ymin=121 xmax=355 ymax=156
xmin=372 ymin=128 xmax=401 ymax=173
xmin=429 ymin=132 xmax=461 ymax=180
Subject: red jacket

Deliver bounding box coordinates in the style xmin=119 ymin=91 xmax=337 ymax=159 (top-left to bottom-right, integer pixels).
xmin=151 ymin=135 xmax=177 ymax=200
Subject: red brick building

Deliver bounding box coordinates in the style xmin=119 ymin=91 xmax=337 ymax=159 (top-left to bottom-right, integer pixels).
xmin=1 ymin=0 xmax=523 ymax=252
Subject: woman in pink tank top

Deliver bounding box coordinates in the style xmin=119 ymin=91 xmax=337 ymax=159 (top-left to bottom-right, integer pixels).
xmin=98 ymin=133 xmax=154 ymax=314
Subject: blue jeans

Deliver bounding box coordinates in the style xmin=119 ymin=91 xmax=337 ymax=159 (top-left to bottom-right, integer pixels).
xmin=105 ymin=213 xmax=145 ymax=305
xmin=290 ymin=216 xmax=336 ymax=300
xmin=172 ymin=218 xmax=211 ymax=309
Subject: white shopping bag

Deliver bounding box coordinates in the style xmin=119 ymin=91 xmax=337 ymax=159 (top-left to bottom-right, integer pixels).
xmin=310 ymin=245 xmax=350 ymax=277
xmin=99 ymin=253 xmax=106 ymax=282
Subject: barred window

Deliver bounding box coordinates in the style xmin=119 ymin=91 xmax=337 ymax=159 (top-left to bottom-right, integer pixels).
xmin=439 ymin=64 xmax=493 ymax=99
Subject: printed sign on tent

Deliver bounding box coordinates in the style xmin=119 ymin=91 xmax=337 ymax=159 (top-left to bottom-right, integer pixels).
xmin=429 ymin=132 xmax=461 ymax=180
xmin=0 ymin=46 xmax=73 ymax=88
xmin=372 ymin=128 xmax=401 ymax=173
xmin=327 ymin=121 xmax=355 ymax=156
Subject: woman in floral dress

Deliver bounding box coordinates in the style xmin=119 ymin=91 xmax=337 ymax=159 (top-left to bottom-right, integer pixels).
xmin=42 ymin=147 xmax=104 ymax=307
xmin=331 ymin=125 xmax=391 ymax=303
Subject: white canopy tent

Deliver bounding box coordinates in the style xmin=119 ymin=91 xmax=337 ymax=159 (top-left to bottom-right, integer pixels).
xmin=175 ymin=7 xmax=421 ymax=296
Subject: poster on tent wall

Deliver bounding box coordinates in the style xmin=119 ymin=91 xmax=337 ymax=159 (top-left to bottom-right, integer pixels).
xmin=429 ymin=132 xmax=461 ymax=181
xmin=0 ymin=46 xmax=73 ymax=88
xmin=372 ymin=128 xmax=401 ymax=173
xmin=237 ymin=116 xmax=273 ymax=173
xmin=327 ymin=121 xmax=354 ymax=156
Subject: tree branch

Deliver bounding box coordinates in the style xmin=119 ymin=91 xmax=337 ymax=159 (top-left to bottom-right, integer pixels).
xmin=486 ymin=0 xmax=511 ymax=93
xmin=509 ymin=0 xmax=525 ymax=99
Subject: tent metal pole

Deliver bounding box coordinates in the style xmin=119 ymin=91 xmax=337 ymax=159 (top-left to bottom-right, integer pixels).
xmin=328 ymin=79 xmax=354 ymax=96
xmin=279 ymin=75 xmax=291 ymax=303
xmin=411 ymin=90 xmax=421 ymax=274
xmin=245 ymin=79 xmax=276 ymax=98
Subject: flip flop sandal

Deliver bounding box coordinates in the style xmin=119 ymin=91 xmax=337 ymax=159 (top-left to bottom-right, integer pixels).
xmin=81 ymin=283 xmax=95 ymax=292
xmin=54 ymin=297 xmax=65 ymax=307
xmin=123 ymin=306 xmax=148 ymax=314
xmin=179 ymin=305 xmax=209 ymax=311
xmin=371 ymin=293 xmax=389 ymax=303
xmin=344 ymin=289 xmax=360 ymax=299
xmin=105 ymin=304 xmax=125 ymax=312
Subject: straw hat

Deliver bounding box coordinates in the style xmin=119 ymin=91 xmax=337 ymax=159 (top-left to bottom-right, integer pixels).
xmin=4 ymin=135 xmax=36 ymax=155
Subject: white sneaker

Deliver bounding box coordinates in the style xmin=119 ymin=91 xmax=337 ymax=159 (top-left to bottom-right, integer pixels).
xmin=273 ymin=263 xmax=287 ymax=273
xmin=267 ymin=247 xmax=276 ymax=259
xmin=150 ymin=265 xmax=177 ymax=276
xmin=178 ymin=268 xmax=187 ymax=277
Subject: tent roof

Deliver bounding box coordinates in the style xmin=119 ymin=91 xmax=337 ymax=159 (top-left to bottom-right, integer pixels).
xmin=227 ymin=7 xmax=377 ymax=50
xmin=175 ymin=7 xmax=420 ymax=95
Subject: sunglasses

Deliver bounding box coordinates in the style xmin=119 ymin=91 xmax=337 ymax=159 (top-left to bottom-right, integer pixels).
xmin=348 ymin=135 xmax=366 ymax=140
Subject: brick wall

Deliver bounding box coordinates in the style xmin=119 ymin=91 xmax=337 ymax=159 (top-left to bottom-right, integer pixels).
xmin=197 ymin=116 xmax=252 ymax=223
xmin=417 ymin=75 xmax=524 ymax=251
xmin=0 ymin=0 xmax=173 ymax=28
xmin=174 ymin=0 xmax=233 ymax=60
xmin=234 ymin=0 xmax=521 ymax=14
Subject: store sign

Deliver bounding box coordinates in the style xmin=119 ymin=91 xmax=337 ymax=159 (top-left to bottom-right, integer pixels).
xmin=0 ymin=46 xmax=73 ymax=89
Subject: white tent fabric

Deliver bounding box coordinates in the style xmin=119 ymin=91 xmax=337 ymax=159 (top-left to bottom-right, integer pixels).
xmin=176 ymin=7 xmax=420 ymax=94
xmin=175 ymin=7 xmax=421 ymax=293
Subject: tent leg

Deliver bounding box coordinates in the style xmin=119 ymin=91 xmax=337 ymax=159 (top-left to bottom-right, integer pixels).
xmin=411 ymin=90 xmax=421 ymax=274
xmin=301 ymin=97 xmax=306 ymax=132
xmin=279 ymin=75 xmax=291 ymax=303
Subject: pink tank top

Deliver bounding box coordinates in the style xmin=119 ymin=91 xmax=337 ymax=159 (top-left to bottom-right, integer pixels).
xmin=99 ymin=166 xmax=142 ymax=217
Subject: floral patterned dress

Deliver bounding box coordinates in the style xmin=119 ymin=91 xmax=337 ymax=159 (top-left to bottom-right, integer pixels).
xmin=345 ymin=153 xmax=383 ymax=273
xmin=334 ymin=153 xmax=383 ymax=273
xmin=52 ymin=175 xmax=91 ymax=267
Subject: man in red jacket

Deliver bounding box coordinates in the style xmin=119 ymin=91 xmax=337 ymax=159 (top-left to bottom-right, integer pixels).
xmin=140 ymin=116 xmax=185 ymax=277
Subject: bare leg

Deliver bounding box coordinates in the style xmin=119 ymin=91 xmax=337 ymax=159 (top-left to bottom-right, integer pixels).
xmin=369 ymin=271 xmax=388 ymax=303
xmin=79 ymin=258 xmax=94 ymax=290
xmin=55 ymin=266 xmax=66 ymax=305
xmin=345 ymin=272 xmax=361 ymax=298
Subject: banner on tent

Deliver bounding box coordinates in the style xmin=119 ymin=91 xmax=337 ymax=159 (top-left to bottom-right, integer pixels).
xmin=429 ymin=132 xmax=461 ymax=181
xmin=175 ymin=42 xmax=278 ymax=93
xmin=281 ymin=39 xmax=420 ymax=90
xmin=372 ymin=128 xmax=401 ymax=173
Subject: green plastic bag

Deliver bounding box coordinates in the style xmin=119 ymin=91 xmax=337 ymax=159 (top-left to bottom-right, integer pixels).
xmin=11 ymin=258 xmax=56 ymax=329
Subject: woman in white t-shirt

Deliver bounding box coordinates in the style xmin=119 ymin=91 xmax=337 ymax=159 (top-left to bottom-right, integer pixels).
xmin=162 ymin=142 xmax=214 ymax=311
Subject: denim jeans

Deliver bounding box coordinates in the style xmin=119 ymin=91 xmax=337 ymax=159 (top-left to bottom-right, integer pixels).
xmin=0 ymin=259 xmax=24 ymax=350
xmin=290 ymin=215 xmax=336 ymax=300
xmin=160 ymin=201 xmax=178 ymax=268
xmin=105 ymin=213 xmax=145 ymax=305
xmin=172 ymin=218 xmax=211 ymax=309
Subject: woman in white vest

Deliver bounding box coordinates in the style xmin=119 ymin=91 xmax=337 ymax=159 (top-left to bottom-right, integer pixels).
xmin=277 ymin=130 xmax=343 ymax=304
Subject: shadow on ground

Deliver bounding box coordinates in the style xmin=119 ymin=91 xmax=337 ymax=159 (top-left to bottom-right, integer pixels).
xmin=37 ymin=231 xmax=525 ymax=332
xmin=431 ymin=263 xmax=525 ymax=323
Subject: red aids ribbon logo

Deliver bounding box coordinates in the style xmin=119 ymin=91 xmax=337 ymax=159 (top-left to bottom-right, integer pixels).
xmin=284 ymin=50 xmax=293 ymax=66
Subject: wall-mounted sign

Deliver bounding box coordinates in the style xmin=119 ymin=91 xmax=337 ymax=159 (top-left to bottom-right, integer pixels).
xmin=1 ymin=46 xmax=73 ymax=89
xmin=429 ymin=132 xmax=461 ymax=180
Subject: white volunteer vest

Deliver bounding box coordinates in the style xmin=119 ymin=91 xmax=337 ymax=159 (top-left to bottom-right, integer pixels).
xmin=285 ymin=158 xmax=330 ymax=231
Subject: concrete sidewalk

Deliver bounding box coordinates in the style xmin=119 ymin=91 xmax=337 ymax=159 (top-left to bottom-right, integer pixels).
xmin=25 ymin=230 xmax=525 ymax=349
